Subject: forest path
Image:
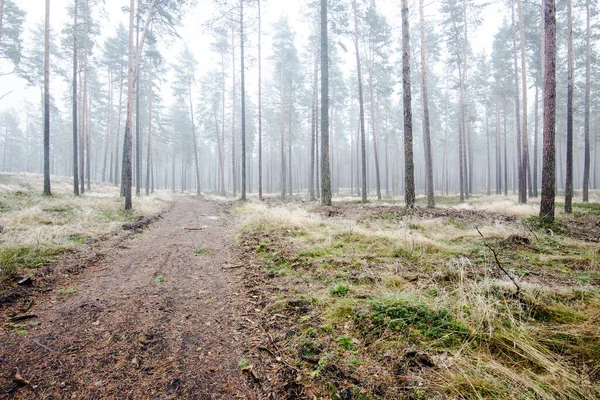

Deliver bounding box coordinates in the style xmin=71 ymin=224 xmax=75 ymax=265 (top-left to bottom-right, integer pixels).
xmin=1 ymin=197 xmax=256 ymax=399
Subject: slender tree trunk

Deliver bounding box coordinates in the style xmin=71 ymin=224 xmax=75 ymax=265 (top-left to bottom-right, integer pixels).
xmin=231 ymin=26 xmax=237 ymax=197
xmin=122 ymin=0 xmax=135 ymax=210
xmin=309 ymin=53 xmax=317 ymax=201
xmin=114 ymin=63 xmax=124 ymax=186
xmin=512 ymin=0 xmax=524 ymax=203
xmin=135 ymin=7 xmax=141 ymax=196
xmin=279 ymin=57 xmax=286 ymax=200
xmin=565 ymin=0 xmax=573 ymax=213
xmin=146 ymin=58 xmax=153 ymax=196
xmin=368 ymin=61 xmax=381 ymax=200
xmin=352 ymin=0 xmax=367 ymax=203
xmin=220 ymin=53 xmax=226 ymax=196
xmin=43 ymin=0 xmax=51 ymax=196
xmin=420 ymin=0 xmax=434 ymax=207
xmin=402 ymin=0 xmax=414 ymax=208
xmin=458 ymin=67 xmax=465 ymax=201
xmin=540 ymin=0 xmax=556 ymax=220
xmin=486 ymin=105 xmax=491 ymax=195
xmin=583 ymin=0 xmax=591 ymax=202
xmin=240 ymin=0 xmax=247 ymax=200
xmin=102 ymin=66 xmax=112 ymax=183
xmin=257 ymin=0 xmax=262 ymax=200
xmin=188 ymin=86 xmax=201 ymax=195
xmin=72 ymin=0 xmax=79 ymax=196
xmin=496 ymin=101 xmax=501 ymax=194
xmin=503 ymin=98 xmax=508 ymax=196
xmin=320 ymin=0 xmax=331 ymax=206
xmin=533 ymin=83 xmax=539 ymax=197
xmin=518 ymin=0 xmax=528 ymax=203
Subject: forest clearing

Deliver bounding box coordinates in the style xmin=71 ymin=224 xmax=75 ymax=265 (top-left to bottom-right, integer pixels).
xmin=1 ymin=173 xmax=599 ymax=399
xmin=2 ymin=0 xmax=600 ymax=397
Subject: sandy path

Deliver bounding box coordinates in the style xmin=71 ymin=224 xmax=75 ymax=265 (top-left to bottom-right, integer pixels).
xmin=1 ymin=197 xmax=256 ymax=399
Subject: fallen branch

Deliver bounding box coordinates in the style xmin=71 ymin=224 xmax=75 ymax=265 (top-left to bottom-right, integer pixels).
xmin=9 ymin=314 xmax=37 ymax=322
xmin=222 ymin=264 xmax=244 ymax=270
xmin=476 ymin=226 xmax=521 ymax=297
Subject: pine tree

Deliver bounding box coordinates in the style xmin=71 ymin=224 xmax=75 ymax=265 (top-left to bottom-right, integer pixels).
xmin=540 ymin=0 xmax=556 ymax=220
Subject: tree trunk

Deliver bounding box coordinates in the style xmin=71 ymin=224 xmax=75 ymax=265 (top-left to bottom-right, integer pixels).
xmin=102 ymin=65 xmax=112 ymax=183
xmin=72 ymin=0 xmax=79 ymax=196
xmin=540 ymin=0 xmax=556 ymax=220
xmin=583 ymin=0 xmax=591 ymax=202
xmin=533 ymin=83 xmax=539 ymax=197
xmin=135 ymin=7 xmax=141 ymax=196
xmin=420 ymin=0 xmax=434 ymax=207
xmin=368 ymin=58 xmax=381 ymax=200
xmin=512 ymin=0 xmax=524 ymax=203
xmin=231 ymin=26 xmax=237 ymax=197
xmin=496 ymin=101 xmax=501 ymax=195
xmin=146 ymin=58 xmax=153 ymax=196
xmin=240 ymin=0 xmax=247 ymax=200
xmin=320 ymin=0 xmax=331 ymax=206
xmin=402 ymin=0 xmax=414 ymax=208
xmin=122 ymin=0 xmax=135 ymax=210
xmin=43 ymin=0 xmax=51 ymax=196
xmin=257 ymin=0 xmax=262 ymax=200
xmin=220 ymin=53 xmax=226 ymax=196
xmin=352 ymin=0 xmax=367 ymax=203
xmin=309 ymin=52 xmax=317 ymax=201
xmin=517 ymin=0 xmax=528 ymax=203
xmin=565 ymin=0 xmax=573 ymax=213
xmin=188 ymin=86 xmax=201 ymax=195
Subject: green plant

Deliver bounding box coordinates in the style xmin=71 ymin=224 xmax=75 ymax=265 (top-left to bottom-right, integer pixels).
xmin=58 ymin=288 xmax=79 ymax=295
xmin=238 ymin=359 xmax=250 ymax=369
xmin=153 ymin=276 xmax=165 ymax=284
xmin=330 ymin=283 xmax=350 ymax=297
xmin=194 ymin=248 xmax=214 ymax=256
xmin=369 ymin=297 xmax=469 ymax=346
xmin=337 ymin=335 xmax=354 ymax=350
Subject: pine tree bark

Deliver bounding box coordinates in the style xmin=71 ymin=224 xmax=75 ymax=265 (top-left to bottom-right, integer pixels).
xmin=533 ymin=83 xmax=539 ymax=197
xmin=135 ymin=7 xmax=141 ymax=196
xmin=420 ymin=0 xmax=434 ymax=208
xmin=240 ymin=0 xmax=247 ymax=200
xmin=540 ymin=0 xmax=556 ymax=220
xmin=352 ymin=0 xmax=367 ymax=203
xmin=231 ymin=26 xmax=237 ymax=197
xmin=257 ymin=0 xmax=263 ymax=200
xmin=309 ymin=52 xmax=317 ymax=201
xmin=565 ymin=0 xmax=573 ymax=213
xmin=146 ymin=58 xmax=153 ymax=196
xmin=402 ymin=0 xmax=414 ymax=209
xmin=320 ymin=0 xmax=331 ymax=206
xmin=123 ymin=0 xmax=135 ymax=210
xmin=512 ymin=0 xmax=524 ymax=203
xmin=583 ymin=0 xmax=591 ymax=202
xmin=72 ymin=0 xmax=79 ymax=196
xmin=43 ymin=0 xmax=51 ymax=196
xmin=518 ymin=0 xmax=528 ymax=202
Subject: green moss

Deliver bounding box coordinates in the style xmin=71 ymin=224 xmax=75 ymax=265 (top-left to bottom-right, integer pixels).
xmin=0 ymin=245 xmax=65 ymax=283
xmin=368 ymin=297 xmax=469 ymax=346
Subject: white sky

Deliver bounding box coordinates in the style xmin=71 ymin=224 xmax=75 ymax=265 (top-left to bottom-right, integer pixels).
xmin=0 ymin=0 xmax=502 ymax=114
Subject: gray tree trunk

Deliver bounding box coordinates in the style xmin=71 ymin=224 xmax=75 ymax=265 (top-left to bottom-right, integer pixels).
xmin=320 ymin=0 xmax=331 ymax=206
xmin=402 ymin=0 xmax=414 ymax=208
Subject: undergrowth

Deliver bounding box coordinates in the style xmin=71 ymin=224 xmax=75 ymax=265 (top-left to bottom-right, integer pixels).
xmin=238 ymin=200 xmax=600 ymax=399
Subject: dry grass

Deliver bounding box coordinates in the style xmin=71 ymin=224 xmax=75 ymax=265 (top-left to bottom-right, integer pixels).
xmin=0 ymin=173 xmax=171 ymax=283
xmin=237 ymin=196 xmax=600 ymax=399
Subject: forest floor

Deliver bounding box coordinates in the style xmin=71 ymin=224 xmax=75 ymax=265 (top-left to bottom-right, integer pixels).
xmin=1 ymin=174 xmax=600 ymax=399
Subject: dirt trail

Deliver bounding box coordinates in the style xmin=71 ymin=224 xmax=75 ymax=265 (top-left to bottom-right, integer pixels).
xmin=1 ymin=197 xmax=256 ymax=399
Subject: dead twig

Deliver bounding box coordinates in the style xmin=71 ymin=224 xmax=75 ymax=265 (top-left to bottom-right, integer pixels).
xmin=520 ymin=220 xmax=540 ymax=242
xmin=476 ymin=226 xmax=521 ymax=297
